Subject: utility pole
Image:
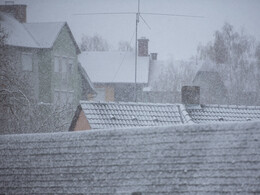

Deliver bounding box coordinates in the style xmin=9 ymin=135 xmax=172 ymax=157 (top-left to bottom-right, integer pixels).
xmin=134 ymin=0 xmax=140 ymax=102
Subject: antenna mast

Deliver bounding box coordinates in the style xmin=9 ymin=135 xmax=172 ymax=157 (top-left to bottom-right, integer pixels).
xmin=134 ymin=0 xmax=140 ymax=102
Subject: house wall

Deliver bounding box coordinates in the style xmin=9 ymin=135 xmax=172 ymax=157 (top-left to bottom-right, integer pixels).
xmin=51 ymin=24 xmax=81 ymax=106
xmin=93 ymin=83 xmax=145 ymax=102
xmin=105 ymin=86 xmax=114 ymax=101
xmin=74 ymin=110 xmax=91 ymax=130
xmin=38 ymin=49 xmax=52 ymax=103
xmin=7 ymin=46 xmax=40 ymax=101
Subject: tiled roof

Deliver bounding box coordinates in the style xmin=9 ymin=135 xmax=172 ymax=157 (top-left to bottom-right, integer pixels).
xmin=78 ymin=101 xmax=192 ymax=129
xmin=1 ymin=121 xmax=260 ymax=194
xmin=186 ymin=104 xmax=260 ymax=123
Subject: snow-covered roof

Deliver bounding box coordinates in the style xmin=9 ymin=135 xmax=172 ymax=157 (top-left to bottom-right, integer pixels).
xmin=78 ymin=51 xmax=150 ymax=84
xmin=0 ymin=12 xmax=79 ymax=53
xmin=0 ymin=12 xmax=37 ymax=47
xmin=69 ymin=101 xmax=192 ymax=130
xmin=70 ymin=101 xmax=260 ymax=130
xmin=186 ymin=104 xmax=260 ymax=123
xmin=1 ymin=121 xmax=260 ymax=194
xmin=23 ymin=22 xmax=65 ymax=48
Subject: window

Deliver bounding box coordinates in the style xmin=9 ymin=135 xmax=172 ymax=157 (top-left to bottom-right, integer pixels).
xmin=61 ymin=57 xmax=67 ymax=73
xmin=22 ymin=53 xmax=33 ymax=71
xmin=68 ymin=58 xmax=74 ymax=73
xmin=54 ymin=90 xmax=74 ymax=105
xmin=54 ymin=56 xmax=60 ymax=72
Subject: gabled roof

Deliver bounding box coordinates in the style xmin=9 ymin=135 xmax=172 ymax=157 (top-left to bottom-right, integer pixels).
xmin=78 ymin=51 xmax=150 ymax=84
xmin=186 ymin=104 xmax=260 ymax=123
xmin=0 ymin=12 xmax=80 ymax=53
xmin=70 ymin=101 xmax=192 ymax=130
xmin=1 ymin=121 xmax=260 ymax=194
xmin=193 ymin=70 xmax=226 ymax=90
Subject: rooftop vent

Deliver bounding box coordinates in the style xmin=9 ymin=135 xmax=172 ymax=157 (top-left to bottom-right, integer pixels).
xmin=153 ymin=117 xmax=159 ymax=122
xmin=132 ymin=116 xmax=138 ymax=121
xmin=218 ymin=117 xmax=224 ymax=121
xmin=110 ymin=115 xmax=116 ymax=120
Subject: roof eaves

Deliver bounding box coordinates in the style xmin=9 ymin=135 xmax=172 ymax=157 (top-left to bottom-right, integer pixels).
xmin=68 ymin=104 xmax=82 ymax=131
xmin=64 ymin=22 xmax=81 ymax=54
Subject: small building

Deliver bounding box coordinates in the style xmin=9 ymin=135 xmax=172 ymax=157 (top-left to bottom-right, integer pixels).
xmin=78 ymin=37 xmax=151 ymax=102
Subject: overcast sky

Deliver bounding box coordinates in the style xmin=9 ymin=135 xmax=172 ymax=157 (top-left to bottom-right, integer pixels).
xmin=2 ymin=0 xmax=260 ymax=60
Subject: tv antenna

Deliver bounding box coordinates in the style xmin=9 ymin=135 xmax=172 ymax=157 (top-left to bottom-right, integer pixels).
xmin=74 ymin=0 xmax=204 ymax=102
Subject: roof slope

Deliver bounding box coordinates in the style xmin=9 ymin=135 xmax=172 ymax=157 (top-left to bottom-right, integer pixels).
xmin=1 ymin=121 xmax=260 ymax=194
xmin=70 ymin=101 xmax=192 ymax=130
xmin=0 ymin=12 xmax=80 ymax=52
xmin=23 ymin=22 xmax=65 ymax=48
xmin=0 ymin=12 xmax=37 ymax=47
xmin=78 ymin=51 xmax=150 ymax=84
xmin=186 ymin=104 xmax=260 ymax=123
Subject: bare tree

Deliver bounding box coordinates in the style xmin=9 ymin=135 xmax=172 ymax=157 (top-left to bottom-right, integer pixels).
xmin=118 ymin=41 xmax=133 ymax=52
xmin=80 ymin=34 xmax=110 ymax=51
xmin=197 ymin=23 xmax=259 ymax=105
xmin=150 ymin=59 xmax=198 ymax=103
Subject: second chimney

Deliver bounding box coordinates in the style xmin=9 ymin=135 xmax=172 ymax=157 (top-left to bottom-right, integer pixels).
xmin=181 ymin=86 xmax=200 ymax=104
xmin=138 ymin=37 xmax=149 ymax=56
xmin=150 ymin=53 xmax=158 ymax=60
xmin=0 ymin=4 xmax=27 ymax=23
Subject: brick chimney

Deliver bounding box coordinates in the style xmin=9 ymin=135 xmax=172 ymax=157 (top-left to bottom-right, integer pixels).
xmin=0 ymin=3 xmax=27 ymax=23
xmin=150 ymin=53 xmax=158 ymax=60
xmin=181 ymin=86 xmax=200 ymax=104
xmin=138 ymin=37 xmax=149 ymax=56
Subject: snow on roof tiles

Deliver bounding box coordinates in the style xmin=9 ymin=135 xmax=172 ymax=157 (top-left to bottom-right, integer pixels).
xmin=186 ymin=104 xmax=260 ymax=123
xmin=71 ymin=101 xmax=260 ymax=130
xmin=77 ymin=101 xmax=192 ymax=129
xmin=78 ymin=51 xmax=150 ymax=83
xmin=1 ymin=121 xmax=260 ymax=194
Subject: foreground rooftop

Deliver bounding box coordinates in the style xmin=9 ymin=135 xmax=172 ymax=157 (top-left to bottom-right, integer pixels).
xmin=1 ymin=121 xmax=260 ymax=194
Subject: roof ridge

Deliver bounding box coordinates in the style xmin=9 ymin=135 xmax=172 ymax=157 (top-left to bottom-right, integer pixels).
xmin=22 ymin=23 xmax=41 ymax=47
xmin=25 ymin=21 xmax=66 ymax=24
xmin=80 ymin=100 xmax=182 ymax=106
xmin=202 ymin=104 xmax=260 ymax=109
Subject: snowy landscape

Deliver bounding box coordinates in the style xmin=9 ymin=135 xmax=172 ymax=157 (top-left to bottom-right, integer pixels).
xmin=0 ymin=0 xmax=260 ymax=194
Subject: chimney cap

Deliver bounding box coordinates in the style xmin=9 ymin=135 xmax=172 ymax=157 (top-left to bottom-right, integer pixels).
xmin=138 ymin=36 xmax=149 ymax=40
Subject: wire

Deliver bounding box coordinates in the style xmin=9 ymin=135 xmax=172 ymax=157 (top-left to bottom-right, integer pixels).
xmin=112 ymin=30 xmax=136 ymax=82
xmin=139 ymin=14 xmax=151 ymax=30
xmin=73 ymin=12 xmax=204 ymax=18
xmin=73 ymin=12 xmax=136 ymax=16
xmin=141 ymin=12 xmax=205 ymax=18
